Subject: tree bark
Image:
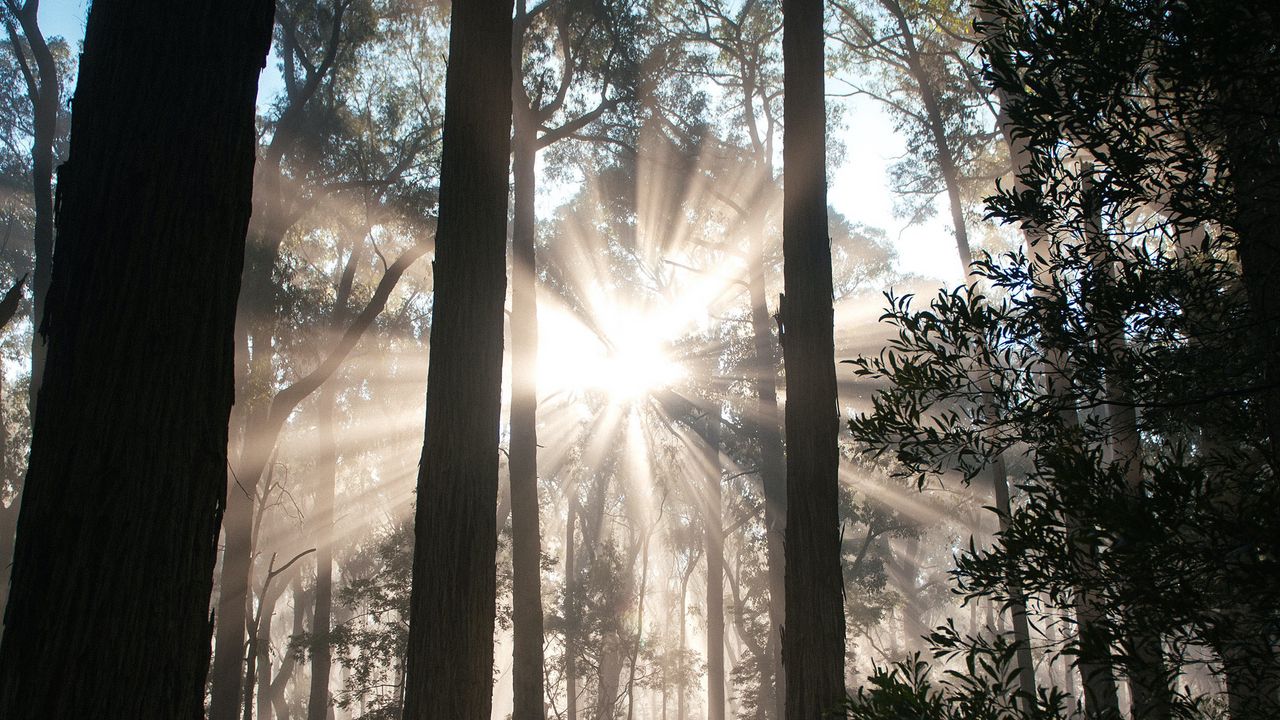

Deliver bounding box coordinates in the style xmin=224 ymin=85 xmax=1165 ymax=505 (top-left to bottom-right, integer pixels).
xmin=779 ymin=0 xmax=847 ymax=716
xmin=0 ymin=0 xmax=59 ymax=638
xmin=704 ymin=406 xmax=726 ymax=720
xmin=0 ymin=0 xmax=272 ymax=715
xmin=401 ymin=0 xmax=515 ymax=716
xmin=3 ymin=0 xmax=59 ymax=410
xmin=510 ymin=69 xmax=547 ymax=720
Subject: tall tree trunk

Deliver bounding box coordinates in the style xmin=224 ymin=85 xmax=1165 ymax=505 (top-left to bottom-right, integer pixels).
xmin=0 ymin=0 xmax=60 ymax=638
xmin=565 ymin=494 xmax=580 ymax=720
xmin=308 ymin=236 xmax=361 ymax=720
xmin=747 ymin=223 xmax=786 ymax=720
xmin=988 ymin=455 xmax=1040 ymax=705
xmin=211 ymin=14 xmax=346 ymax=703
xmin=510 ymin=77 xmax=547 ymax=720
xmin=307 ymin=389 xmax=339 ymax=720
xmin=401 ymin=0 xmax=515 ymax=716
xmin=3 ymin=0 xmax=59 ymax=410
xmin=779 ymin=0 xmax=846 ymax=716
xmin=0 ymin=0 xmax=272 ymax=715
xmin=271 ymin=575 xmax=308 ymax=720
xmin=213 ymin=316 xmax=280 ymax=720
xmin=704 ymin=406 xmax=726 ymax=720
xmin=1080 ymin=169 xmax=1173 ymax=720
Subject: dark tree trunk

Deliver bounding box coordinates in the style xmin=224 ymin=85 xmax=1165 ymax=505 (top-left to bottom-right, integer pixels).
xmin=3 ymin=0 xmax=59 ymax=410
xmin=779 ymin=0 xmax=846 ymax=716
xmin=704 ymin=406 xmax=726 ymax=720
xmin=0 ymin=0 xmax=60 ymax=637
xmin=0 ymin=0 xmax=272 ymax=716
xmin=980 ymin=11 xmax=1118 ymax=711
xmin=747 ymin=224 xmax=786 ymax=720
xmin=510 ymin=87 xmax=547 ymax=720
xmin=401 ymin=0 xmax=515 ymax=716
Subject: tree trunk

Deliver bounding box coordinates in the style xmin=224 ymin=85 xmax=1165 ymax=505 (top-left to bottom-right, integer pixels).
xmin=211 ymin=30 xmax=332 ymax=712
xmin=401 ymin=0 xmax=515 ymax=716
xmin=4 ymin=0 xmax=59 ymax=411
xmin=747 ymin=223 xmax=786 ymax=720
xmin=989 ymin=454 xmax=1041 ymax=706
xmin=704 ymin=406 xmax=726 ymax=720
xmin=565 ymin=494 xmax=580 ymax=720
xmin=0 ymin=0 xmax=60 ymax=639
xmin=979 ymin=11 xmax=1120 ymax=712
xmin=510 ymin=86 xmax=547 ymax=720
xmin=779 ymin=0 xmax=846 ymax=716
xmin=0 ymin=0 xmax=272 ymax=715
xmin=1081 ymin=169 xmax=1173 ymax=720
xmin=308 ymin=234 xmax=361 ymax=720
xmin=212 ymin=318 xmax=279 ymax=720
xmin=307 ymin=389 xmax=339 ymax=720
xmin=271 ymin=575 xmax=308 ymax=720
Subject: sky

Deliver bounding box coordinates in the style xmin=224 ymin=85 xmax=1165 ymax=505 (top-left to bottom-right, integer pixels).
xmin=35 ymin=0 xmax=963 ymax=284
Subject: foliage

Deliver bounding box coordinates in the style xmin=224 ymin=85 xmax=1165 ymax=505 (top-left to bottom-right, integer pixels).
xmin=847 ymin=0 xmax=1280 ymax=714
xmin=846 ymin=624 xmax=1070 ymax=720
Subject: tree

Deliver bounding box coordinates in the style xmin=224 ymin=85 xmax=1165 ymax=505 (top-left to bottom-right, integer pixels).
xmin=779 ymin=0 xmax=847 ymax=716
xmin=0 ymin=0 xmax=272 ymax=715
xmin=0 ymin=0 xmax=70 ymax=636
xmin=208 ymin=4 xmax=444 ymax=714
xmin=401 ymin=0 xmax=515 ymax=716
xmin=846 ymin=2 xmax=1280 ymax=717
xmin=2 ymin=0 xmax=59 ymax=407
xmin=509 ymin=2 xmax=638 ymax=716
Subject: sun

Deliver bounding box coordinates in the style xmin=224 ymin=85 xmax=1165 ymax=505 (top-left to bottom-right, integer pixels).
xmin=534 ymin=303 xmax=686 ymax=404
xmin=595 ymin=337 xmax=686 ymax=402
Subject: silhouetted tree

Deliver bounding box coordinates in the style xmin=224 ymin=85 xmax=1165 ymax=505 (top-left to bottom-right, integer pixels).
xmin=0 ymin=0 xmax=272 ymax=715
xmin=779 ymin=0 xmax=847 ymax=716
xmin=401 ymin=0 xmax=515 ymax=716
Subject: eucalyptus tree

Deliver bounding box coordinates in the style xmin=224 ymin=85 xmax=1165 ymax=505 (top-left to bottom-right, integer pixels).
xmin=508 ymin=2 xmax=644 ymax=716
xmin=0 ymin=2 xmax=69 ymax=634
xmin=829 ymin=0 xmax=999 ymax=251
xmin=844 ymin=2 xmax=1280 ymax=718
xmin=978 ymin=4 xmax=1280 ymax=716
xmin=828 ymin=0 xmax=1046 ymax=698
xmin=2 ymin=0 xmax=63 ymax=408
xmin=0 ymin=0 xmax=272 ymax=715
xmin=209 ymin=3 xmax=446 ymax=715
xmin=401 ymin=0 xmax=514 ymax=715
xmin=779 ymin=0 xmax=847 ymax=714
xmin=672 ymin=3 xmax=789 ymax=712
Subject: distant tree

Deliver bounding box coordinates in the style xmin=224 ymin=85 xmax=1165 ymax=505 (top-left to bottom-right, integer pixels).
xmin=401 ymin=0 xmax=515 ymax=716
xmin=0 ymin=0 xmax=272 ymax=715
xmin=779 ymin=0 xmax=847 ymax=716
xmin=208 ymin=3 xmax=445 ymax=715
xmin=2 ymin=0 xmax=62 ymax=406
xmin=508 ymin=2 xmax=641 ymax=715
xmin=0 ymin=1 xmax=70 ymax=636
